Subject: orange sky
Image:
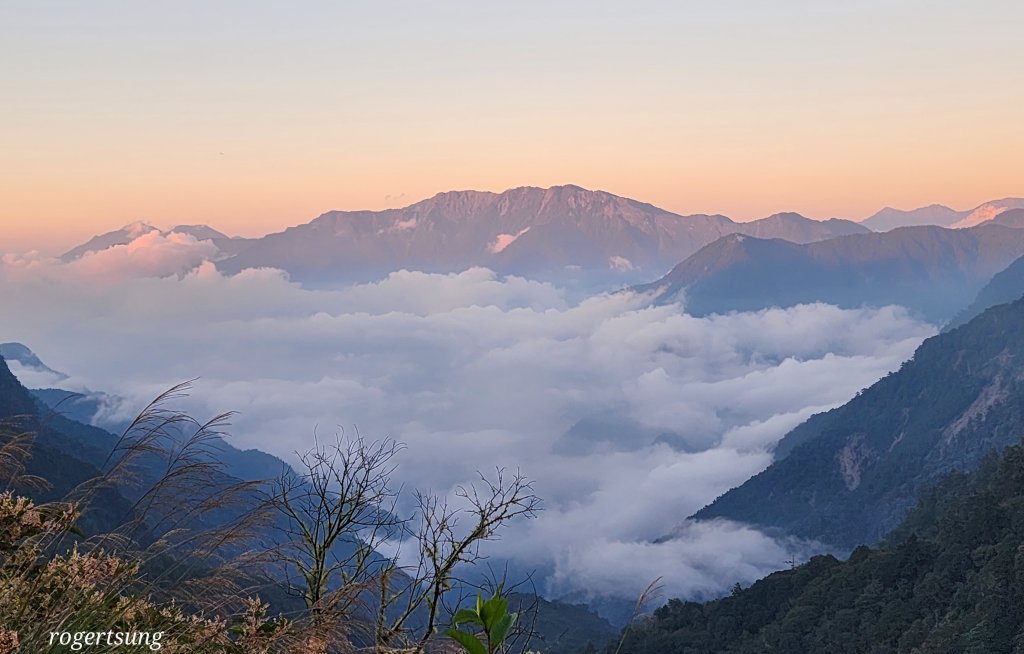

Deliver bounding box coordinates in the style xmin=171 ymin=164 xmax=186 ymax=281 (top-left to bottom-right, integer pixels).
xmin=2 ymin=2 xmax=1022 ymax=253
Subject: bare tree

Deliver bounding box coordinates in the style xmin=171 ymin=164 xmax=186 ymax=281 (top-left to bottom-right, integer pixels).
xmin=400 ymin=469 xmax=540 ymax=653
xmin=268 ymin=434 xmax=541 ymax=653
xmin=270 ymin=434 xmax=403 ymax=631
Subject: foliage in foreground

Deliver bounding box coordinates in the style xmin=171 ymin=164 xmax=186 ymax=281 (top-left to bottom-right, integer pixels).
xmin=0 ymin=402 xmax=308 ymax=654
xmin=446 ymin=589 xmax=518 ymax=654
xmin=0 ymin=369 xmax=540 ymax=652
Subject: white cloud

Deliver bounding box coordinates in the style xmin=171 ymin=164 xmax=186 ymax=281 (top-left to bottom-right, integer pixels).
xmin=4 ymin=359 xmax=67 ymax=389
xmin=2 ymin=231 xmax=218 ymax=282
xmin=0 ymin=257 xmax=935 ymax=602
xmin=608 ymin=255 xmax=635 ymax=272
xmin=378 ymin=218 xmax=418 ymax=234
xmin=68 ymin=231 xmax=218 ymax=280
xmin=545 ymin=519 xmax=821 ymax=601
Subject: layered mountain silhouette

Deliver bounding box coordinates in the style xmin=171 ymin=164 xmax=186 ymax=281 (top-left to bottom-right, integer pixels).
xmin=861 ymin=204 xmax=965 ymax=231
xmin=636 ymin=224 xmax=1024 ymax=321
xmin=951 ymin=198 xmax=1024 ymax=229
xmin=215 ymin=186 xmax=871 ymax=283
xmin=981 ymin=207 xmax=1024 ymax=229
xmin=61 ymin=186 xmax=867 ymax=284
xmin=57 ymin=187 xmax=1024 ymax=315
xmin=56 ymin=186 xmax=1024 ymax=319
xmin=861 ymin=198 xmax=1024 ymax=232
xmin=692 ymin=294 xmax=1024 ymax=550
xmin=733 ymin=212 xmax=868 ymax=242
xmin=60 ymin=221 xmax=254 ymax=262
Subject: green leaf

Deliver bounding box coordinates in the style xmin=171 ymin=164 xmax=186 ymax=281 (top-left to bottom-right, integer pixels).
xmin=479 ymin=595 xmax=498 ymax=628
xmin=491 ymin=596 xmax=509 ymax=621
xmin=490 ymin=611 xmax=517 ymax=649
xmin=446 ymin=628 xmax=488 ymax=654
xmin=452 ymin=608 xmax=484 ymax=627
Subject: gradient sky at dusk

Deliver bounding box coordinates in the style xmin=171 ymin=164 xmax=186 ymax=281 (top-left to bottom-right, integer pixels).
xmin=2 ymin=1 xmax=1023 ymax=253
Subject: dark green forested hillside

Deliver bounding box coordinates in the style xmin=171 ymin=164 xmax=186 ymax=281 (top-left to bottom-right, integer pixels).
xmin=615 ymin=443 xmax=1024 ymax=653
xmin=695 ymin=295 xmax=1024 ymax=549
xmin=0 ymin=352 xmax=138 ymax=536
xmin=507 ymin=593 xmax=617 ymax=652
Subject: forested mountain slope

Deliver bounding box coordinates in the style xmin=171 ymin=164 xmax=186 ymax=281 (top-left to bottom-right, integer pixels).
xmin=615 ymin=443 xmax=1024 ymax=653
xmin=695 ymin=295 xmax=1024 ymax=549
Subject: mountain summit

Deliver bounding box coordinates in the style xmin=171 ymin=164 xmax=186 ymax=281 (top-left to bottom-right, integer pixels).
xmin=214 ymin=185 xmax=866 ymax=284
xmin=950 ymin=198 xmax=1024 ymax=229
xmin=61 ymin=223 xmax=250 ymax=262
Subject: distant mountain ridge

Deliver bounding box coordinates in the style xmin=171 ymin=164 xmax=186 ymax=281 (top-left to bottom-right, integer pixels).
xmin=861 ymin=198 xmax=1024 ymax=232
xmin=58 ymin=187 xmax=1024 ymax=294
xmin=215 ymin=185 xmax=869 ymax=283
xmin=61 ymin=186 xmax=868 ymax=285
xmin=57 ymin=191 xmax=1024 ymax=282
xmin=861 ymin=204 xmax=964 ymax=231
xmin=950 ymin=198 xmax=1024 ymax=229
xmin=636 ymin=224 xmax=1024 ymax=321
xmin=736 ymin=212 xmax=867 ymax=242
xmin=981 ymin=207 xmax=1024 ymax=229
xmin=61 ymin=221 xmax=254 ymax=262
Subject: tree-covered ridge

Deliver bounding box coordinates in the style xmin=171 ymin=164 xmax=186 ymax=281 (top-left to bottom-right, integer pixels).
xmin=616 ymin=443 xmax=1024 ymax=653
xmin=695 ymin=294 xmax=1024 ymax=549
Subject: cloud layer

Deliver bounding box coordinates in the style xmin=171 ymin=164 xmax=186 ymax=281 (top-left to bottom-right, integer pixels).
xmin=4 ymin=231 xmax=218 ymax=282
xmin=0 ymin=243 xmax=935 ymax=602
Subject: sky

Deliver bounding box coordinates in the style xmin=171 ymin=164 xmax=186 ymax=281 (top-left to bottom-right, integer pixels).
xmin=2 ymin=1 xmax=1023 ymax=253
xmin=0 ymin=243 xmax=935 ymax=601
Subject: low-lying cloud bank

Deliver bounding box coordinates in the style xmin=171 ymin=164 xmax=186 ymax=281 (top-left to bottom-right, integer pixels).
xmin=0 ymin=243 xmax=935 ymax=601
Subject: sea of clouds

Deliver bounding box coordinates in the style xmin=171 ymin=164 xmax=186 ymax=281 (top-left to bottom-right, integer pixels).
xmin=0 ymin=232 xmax=936 ymax=603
